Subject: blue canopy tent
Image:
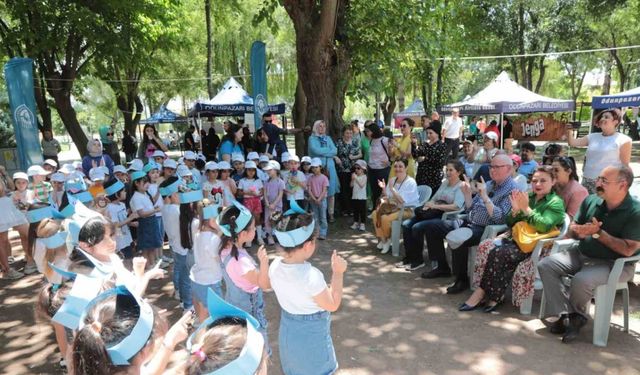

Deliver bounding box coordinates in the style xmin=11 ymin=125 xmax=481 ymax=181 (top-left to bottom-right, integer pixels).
xmin=140 ymin=105 xmax=187 ymax=124
xmin=592 ymin=86 xmax=640 ymax=109
xmin=188 ymin=77 xmax=285 ymax=117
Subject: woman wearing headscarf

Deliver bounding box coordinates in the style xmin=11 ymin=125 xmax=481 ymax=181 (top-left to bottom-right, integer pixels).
xmin=99 ymin=125 xmax=120 ymax=165
xmin=82 ymin=138 xmax=115 ymax=177
xmin=308 ymin=120 xmax=340 ymax=222
xmin=411 ymin=120 xmax=448 ymax=196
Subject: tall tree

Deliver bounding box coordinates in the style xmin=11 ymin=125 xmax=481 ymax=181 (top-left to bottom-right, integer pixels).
xmin=205 ymin=0 xmax=214 ymax=99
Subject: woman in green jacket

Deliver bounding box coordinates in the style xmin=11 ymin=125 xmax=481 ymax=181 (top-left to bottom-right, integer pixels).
xmin=459 ymin=165 xmax=565 ymax=312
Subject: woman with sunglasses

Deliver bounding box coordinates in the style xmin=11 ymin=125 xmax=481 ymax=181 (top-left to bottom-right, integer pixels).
xmin=566 ymin=108 xmax=631 ymax=193
xmin=99 ymin=125 xmax=121 ymax=165
xmin=389 ymin=118 xmax=416 ymax=179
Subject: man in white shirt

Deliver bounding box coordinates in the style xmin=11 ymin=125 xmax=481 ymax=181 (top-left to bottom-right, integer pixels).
xmin=442 ymin=108 xmax=463 ymax=159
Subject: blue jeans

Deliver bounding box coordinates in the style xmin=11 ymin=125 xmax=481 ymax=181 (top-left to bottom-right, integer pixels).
xmin=310 ymin=198 xmax=328 ymax=237
xmin=173 ymin=252 xmax=193 ymax=310
xmin=279 ymin=310 xmax=337 ymax=375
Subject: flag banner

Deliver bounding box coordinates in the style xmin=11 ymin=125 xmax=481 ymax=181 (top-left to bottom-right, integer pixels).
xmin=4 ymin=58 xmax=43 ymax=169
xmin=250 ymin=41 xmax=268 ymax=129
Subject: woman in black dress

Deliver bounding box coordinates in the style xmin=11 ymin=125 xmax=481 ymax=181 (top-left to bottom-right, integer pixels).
xmin=411 ymin=120 xmax=448 ymax=197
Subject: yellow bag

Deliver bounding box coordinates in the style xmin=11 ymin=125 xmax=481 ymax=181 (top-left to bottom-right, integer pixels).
xmin=512 ymin=221 xmax=560 ymax=253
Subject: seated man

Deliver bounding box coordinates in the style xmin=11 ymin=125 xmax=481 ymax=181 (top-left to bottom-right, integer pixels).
xmin=420 ymin=154 xmax=517 ymax=294
xmin=538 ymin=165 xmax=640 ymax=343
xmin=518 ymin=142 xmax=539 ymax=179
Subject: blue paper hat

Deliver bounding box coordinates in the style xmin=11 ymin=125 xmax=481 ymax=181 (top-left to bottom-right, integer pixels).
xmin=159 ymin=178 xmax=182 ymax=197
xmin=283 ymin=198 xmax=306 ymax=216
xmin=48 ymin=261 xmax=78 ymax=280
xmin=71 ymin=191 xmax=94 ymax=204
xmin=68 ymin=202 xmax=103 ymax=247
xmin=51 ymin=274 xmax=104 ymax=329
xmin=78 ymin=283 xmax=155 ymax=365
xmin=130 ymin=171 xmax=147 ymax=182
xmin=143 ymin=161 xmax=160 ymax=173
xmin=186 ymin=289 xmax=264 ymax=375
xmin=52 ymin=194 xmax=78 ymax=219
xmin=43 ymin=231 xmax=68 ymax=249
xmin=179 ymin=189 xmax=203 ymax=204
xmin=202 ymin=204 xmax=220 ymax=220
xmin=104 ymin=180 xmax=125 ymax=196
xmin=26 ymin=206 xmax=54 ymax=223
xmin=274 ymin=219 xmax=316 ymax=248
xmin=216 ymin=201 xmax=252 ymax=237
xmin=65 ymin=174 xmax=87 ymax=193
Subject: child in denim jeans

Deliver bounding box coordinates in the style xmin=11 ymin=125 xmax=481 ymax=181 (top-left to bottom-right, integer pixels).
xmin=307 ymin=158 xmax=329 ymax=240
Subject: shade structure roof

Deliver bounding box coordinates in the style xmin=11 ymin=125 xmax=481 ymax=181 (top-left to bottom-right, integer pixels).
xmin=439 ymin=71 xmax=575 ymax=114
xmin=188 ymin=77 xmax=285 ymax=117
xmin=591 ymin=86 xmax=640 ymax=109
xmin=139 ymin=105 xmax=187 ymax=124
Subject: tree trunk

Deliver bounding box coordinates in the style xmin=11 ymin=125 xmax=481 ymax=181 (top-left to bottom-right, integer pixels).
xmin=421 ymin=83 xmax=428 ymax=113
xmin=292 ymin=78 xmax=307 ymax=155
xmin=435 ymin=60 xmax=445 ymax=107
xmin=602 ymin=57 xmax=612 ymax=95
xmin=205 ymin=0 xmax=214 ymax=99
xmin=50 ymin=90 xmax=88 ymax=156
xmin=517 ymin=3 xmax=527 ymax=89
xmin=283 ymin=0 xmax=350 ymax=139
xmin=397 ymin=80 xmax=405 ymax=112
xmin=380 ymin=95 xmax=396 ymax=127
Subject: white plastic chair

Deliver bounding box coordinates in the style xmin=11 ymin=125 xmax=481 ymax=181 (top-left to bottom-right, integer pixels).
xmin=520 ymin=213 xmax=571 ymax=315
xmin=539 ymin=239 xmax=639 ymax=347
xmin=391 ymin=185 xmax=431 ymax=257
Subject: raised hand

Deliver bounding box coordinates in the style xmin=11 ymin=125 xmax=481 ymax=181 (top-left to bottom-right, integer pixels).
xmin=460 ymin=175 xmax=472 ymax=197
xmin=476 ymin=176 xmax=487 ymax=197
xmin=257 ymin=246 xmax=269 ymax=265
xmin=377 ymin=179 xmax=386 ymax=190
xmin=331 ymin=250 xmax=347 ymax=274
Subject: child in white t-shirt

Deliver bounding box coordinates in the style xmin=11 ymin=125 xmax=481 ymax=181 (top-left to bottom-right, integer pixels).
xmin=258 ymin=212 xmax=347 ymax=375
xmin=129 ymin=172 xmax=162 ymax=267
xmin=239 ymin=161 xmax=265 ymax=246
xmin=285 ymin=156 xmax=307 ymax=210
xmin=350 ymin=160 xmax=368 ymax=231
xmin=104 ymin=179 xmax=136 ymax=266
xmin=145 ymin=162 xmax=167 ymax=266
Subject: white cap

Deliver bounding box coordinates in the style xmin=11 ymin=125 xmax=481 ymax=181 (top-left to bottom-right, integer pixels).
xmin=152 ymin=150 xmax=166 ymax=159
xmin=163 ymin=159 xmax=177 ymax=169
xmin=484 ymin=131 xmax=499 ymax=141
xmin=60 ymin=164 xmax=76 ymax=174
xmin=217 ymin=161 xmax=232 ymax=170
xmin=197 ymin=152 xmax=206 ymax=161
xmin=27 ymin=165 xmax=50 ymax=176
xmin=268 ymin=160 xmax=281 ymax=171
xmin=178 ymin=157 xmax=184 ymax=165
xmin=13 ymin=172 xmax=28 ymax=181
xmin=127 ymin=159 xmax=143 ymax=171
xmin=247 ymin=152 xmax=259 ymax=161
xmin=72 ymin=161 xmax=83 ymax=169
xmin=89 ymin=168 xmax=105 ymax=181
xmin=355 ymin=159 xmax=368 ymax=170
xmin=97 ymin=166 xmax=109 ymax=175
xmin=310 ymin=158 xmax=322 ymax=168
xmin=51 ymin=172 xmax=66 ymax=182
xmin=258 ymin=155 xmax=270 ymax=163
xmin=44 ymin=159 xmax=58 ymax=168
xmin=231 ymin=153 xmax=245 ymax=163
xmin=205 ymin=161 xmax=218 ymax=171
xmin=177 ymin=164 xmax=192 ymax=177
xmin=113 ymin=165 xmax=127 ymax=174
xmin=184 ymin=151 xmax=197 ymax=160
xmin=281 ymin=152 xmax=290 ymax=162
xmin=289 ymin=155 xmax=300 ymax=163
xmin=245 ymin=161 xmax=257 ymax=169
xmin=301 ymin=156 xmax=312 ymax=164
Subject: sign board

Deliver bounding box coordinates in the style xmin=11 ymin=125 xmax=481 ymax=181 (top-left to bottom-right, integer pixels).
xmin=513 ymin=115 xmax=567 ymax=141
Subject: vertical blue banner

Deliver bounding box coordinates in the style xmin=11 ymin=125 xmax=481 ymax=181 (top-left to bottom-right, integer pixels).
xmin=250 ymin=41 xmax=267 ymax=130
xmin=3 ymin=58 xmax=43 ymax=170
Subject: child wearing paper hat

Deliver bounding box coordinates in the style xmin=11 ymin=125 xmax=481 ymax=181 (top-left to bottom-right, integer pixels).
xmin=104 ymin=179 xmax=135 ymax=262
xmin=129 ymin=170 xmax=163 ymax=267
xmin=28 ymin=165 xmax=52 ymax=204
xmin=217 ymin=202 xmax=270 ymax=353
xmin=189 ymin=200 xmax=224 ymax=321
xmin=260 ymin=209 xmax=348 ymax=375
xmin=239 ymin=161 xmax=265 ymax=246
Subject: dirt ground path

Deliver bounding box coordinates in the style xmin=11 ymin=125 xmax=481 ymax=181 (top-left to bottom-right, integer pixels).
xmin=1 ymin=216 xmax=639 ymax=375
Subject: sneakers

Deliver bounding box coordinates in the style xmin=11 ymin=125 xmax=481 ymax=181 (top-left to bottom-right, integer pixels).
xmin=23 ymin=262 xmax=38 ymax=275
xmin=2 ymin=268 xmax=24 ymax=280
xmin=376 ymin=241 xmax=384 ymax=249
xmin=174 ymin=290 xmax=181 ymax=301
xmin=406 ymin=262 xmax=426 ymax=271
xmin=359 ymin=223 xmax=366 ymax=231
xmin=161 ymin=255 xmax=174 ymax=264
xmin=350 ymin=223 xmax=359 ymax=230
xmin=395 ymin=259 xmax=410 ymax=268
xmin=380 ymin=240 xmax=391 ymax=254
xmin=59 ymin=358 xmax=67 ymax=370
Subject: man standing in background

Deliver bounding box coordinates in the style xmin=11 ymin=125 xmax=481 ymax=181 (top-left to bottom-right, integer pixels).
xmin=41 ymin=129 xmax=61 ymax=164
xmin=442 ymin=108 xmax=462 ymax=159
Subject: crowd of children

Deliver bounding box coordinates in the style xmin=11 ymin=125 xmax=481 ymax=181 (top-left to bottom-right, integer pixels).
xmin=0 ymin=146 xmax=351 ymax=374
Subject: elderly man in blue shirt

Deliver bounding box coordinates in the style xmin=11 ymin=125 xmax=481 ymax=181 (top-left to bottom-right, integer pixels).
xmin=419 ymin=154 xmax=517 ymax=294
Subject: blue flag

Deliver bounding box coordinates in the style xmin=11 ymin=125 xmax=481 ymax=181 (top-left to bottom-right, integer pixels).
xmin=4 ymin=58 xmax=43 ymax=170
xmin=250 ymin=41 xmax=267 ymax=130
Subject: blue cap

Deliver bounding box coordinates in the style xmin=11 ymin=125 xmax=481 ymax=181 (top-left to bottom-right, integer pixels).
xmin=274 ymin=219 xmax=315 ymax=248
xmin=216 ymin=201 xmax=252 ymax=237
xmin=143 ymin=161 xmax=160 ymax=173
xmin=186 ymin=289 xmax=264 ymax=374
xmin=104 ymin=180 xmax=125 ymax=196
xmin=202 ymin=204 xmax=220 ymax=220
xmin=130 ymin=171 xmax=147 ymax=182
xmin=159 ymin=178 xmax=182 ymax=197
xmin=71 ymin=191 xmax=94 ymax=204
xmin=26 ymin=206 xmax=54 ymax=223
xmin=78 ymin=283 xmax=155 ymax=365
xmin=179 ymin=189 xmax=203 ymax=204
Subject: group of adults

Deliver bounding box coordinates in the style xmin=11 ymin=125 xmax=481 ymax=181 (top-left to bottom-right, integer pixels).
xmin=366 ymin=106 xmax=637 ymax=344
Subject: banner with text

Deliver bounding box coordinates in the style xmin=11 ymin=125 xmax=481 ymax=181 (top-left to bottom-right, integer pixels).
xmin=513 ymin=115 xmax=567 ymax=141
xmin=3 ymin=58 xmax=43 ymax=170
xmin=250 ymin=41 xmax=268 ymax=130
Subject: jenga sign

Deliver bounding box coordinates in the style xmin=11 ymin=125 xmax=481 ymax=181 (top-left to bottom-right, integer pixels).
xmin=513 ymin=115 xmax=566 ymax=141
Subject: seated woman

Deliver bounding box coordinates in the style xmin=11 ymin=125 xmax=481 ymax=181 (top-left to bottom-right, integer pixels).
xmin=372 ymin=159 xmax=419 ymax=254
xmin=461 ymin=166 xmax=565 ymax=312
xmin=398 ymin=160 xmax=466 ymax=270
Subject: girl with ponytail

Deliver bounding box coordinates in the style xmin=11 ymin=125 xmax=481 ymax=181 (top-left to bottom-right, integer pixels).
xmin=217 ymin=202 xmax=270 ymax=353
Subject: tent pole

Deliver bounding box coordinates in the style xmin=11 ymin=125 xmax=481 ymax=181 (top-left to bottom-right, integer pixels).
xmin=499 ymin=112 xmax=504 ymax=149
xmin=198 ymin=113 xmax=203 ymax=155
